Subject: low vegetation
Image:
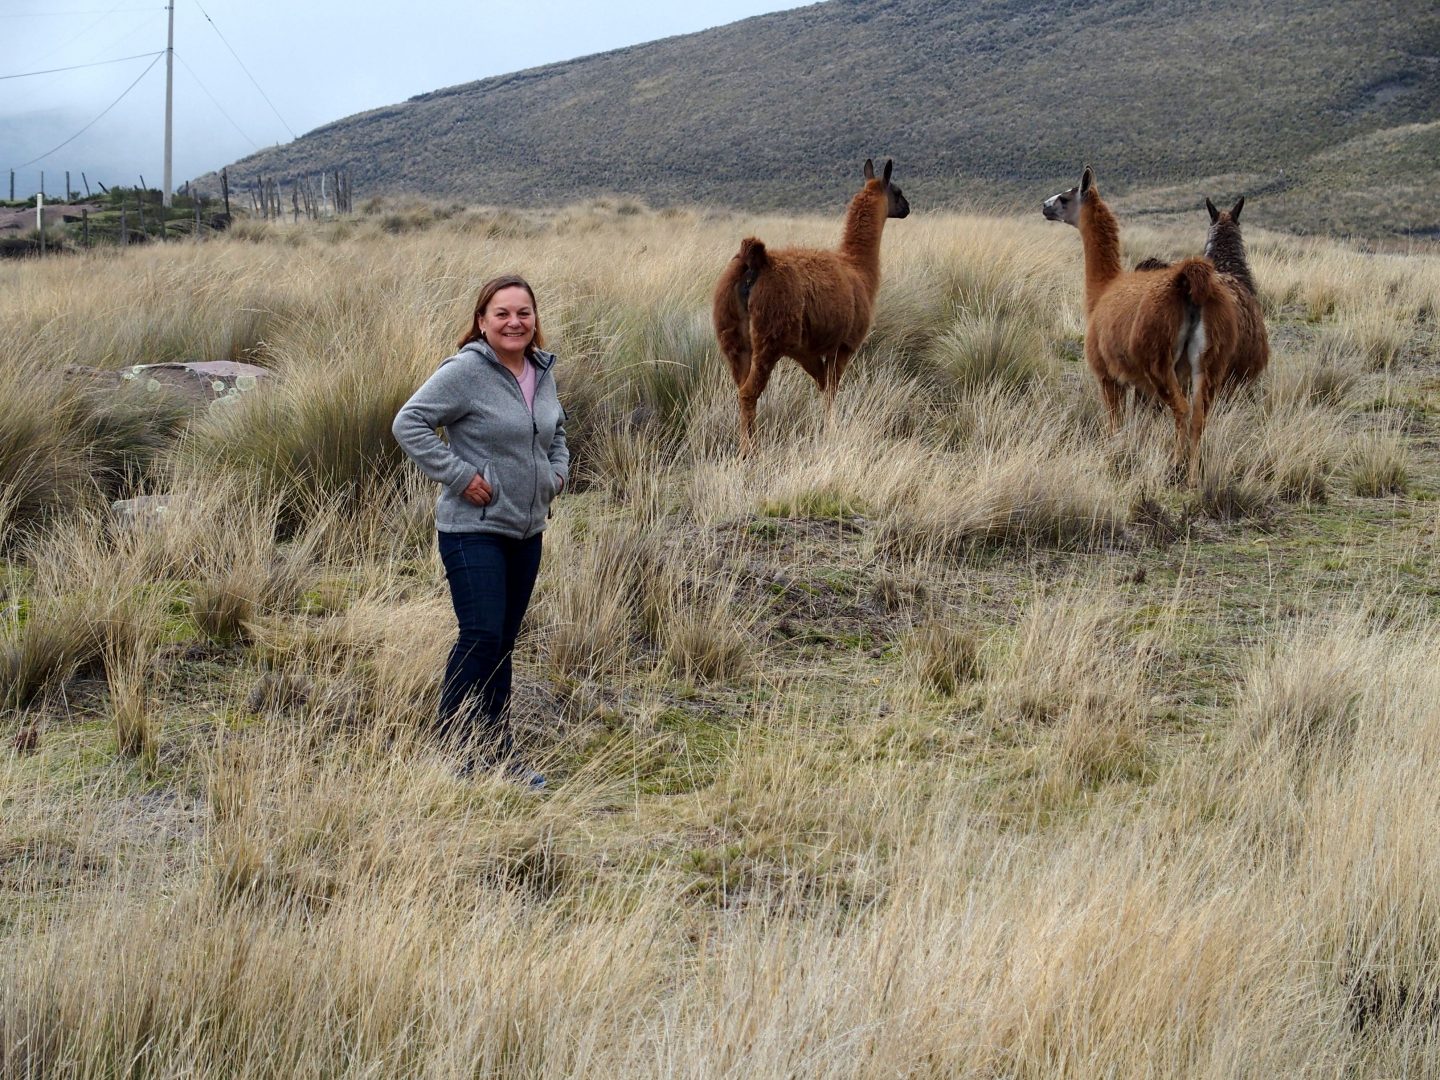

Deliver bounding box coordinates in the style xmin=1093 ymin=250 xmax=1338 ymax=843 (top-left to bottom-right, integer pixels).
xmin=1 ymin=197 xmax=1438 ymax=1076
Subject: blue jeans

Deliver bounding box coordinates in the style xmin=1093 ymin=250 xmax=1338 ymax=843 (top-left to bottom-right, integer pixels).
xmin=436 ymin=530 xmax=544 ymax=758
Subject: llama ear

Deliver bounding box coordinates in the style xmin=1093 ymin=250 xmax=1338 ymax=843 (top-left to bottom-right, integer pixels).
xmin=1206 ymin=198 xmax=1220 ymax=223
xmin=1080 ymin=166 xmax=1094 ymax=195
xmin=1230 ymin=196 xmax=1244 ymax=221
xmin=863 ymin=159 xmax=875 ymax=181
xmin=882 ymin=159 xmax=893 ymax=185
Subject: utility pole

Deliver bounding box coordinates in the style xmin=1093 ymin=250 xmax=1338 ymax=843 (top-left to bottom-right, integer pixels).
xmin=162 ymin=0 xmax=174 ymax=208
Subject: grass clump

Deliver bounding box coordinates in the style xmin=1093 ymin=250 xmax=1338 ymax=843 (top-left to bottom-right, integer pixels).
xmin=187 ymin=364 xmax=413 ymax=526
xmin=902 ymin=619 xmax=983 ymax=695
xmin=659 ymin=578 xmax=753 ymax=685
xmin=1193 ymin=398 xmax=1344 ymax=517
xmin=1264 ymin=349 xmax=1360 ymax=412
xmin=1348 ymin=425 xmax=1410 ymax=497
xmin=926 ymin=307 xmax=1056 ymax=394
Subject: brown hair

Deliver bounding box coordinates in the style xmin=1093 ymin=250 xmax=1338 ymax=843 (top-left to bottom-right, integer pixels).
xmin=456 ymin=274 xmax=546 ymax=354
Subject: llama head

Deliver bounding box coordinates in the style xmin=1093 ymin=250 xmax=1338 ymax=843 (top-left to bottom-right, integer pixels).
xmin=1203 ymin=196 xmax=1246 ymax=259
xmin=863 ymin=158 xmax=910 ymax=219
xmin=1206 ymin=196 xmax=1244 ymax=225
xmin=1042 ymin=165 xmax=1094 ymax=227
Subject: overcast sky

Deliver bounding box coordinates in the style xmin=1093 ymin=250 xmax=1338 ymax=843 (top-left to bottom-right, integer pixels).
xmin=1 ymin=0 xmax=811 ymax=198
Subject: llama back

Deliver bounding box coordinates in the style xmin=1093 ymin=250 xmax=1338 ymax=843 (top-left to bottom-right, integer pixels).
xmin=747 ymin=251 xmax=872 ymax=356
xmin=1224 ymin=286 xmax=1269 ymax=385
xmin=1088 ymin=258 xmax=1224 ymax=379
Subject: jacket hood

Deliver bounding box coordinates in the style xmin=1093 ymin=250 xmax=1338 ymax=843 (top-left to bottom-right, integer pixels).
xmin=452 ymin=339 xmax=556 ymax=370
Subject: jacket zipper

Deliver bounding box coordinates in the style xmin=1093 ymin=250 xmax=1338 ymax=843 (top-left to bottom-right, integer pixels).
xmin=485 ymin=351 xmax=553 ymax=535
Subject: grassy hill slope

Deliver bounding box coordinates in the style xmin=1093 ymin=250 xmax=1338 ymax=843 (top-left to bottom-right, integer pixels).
xmin=217 ymin=0 xmax=1440 ymax=236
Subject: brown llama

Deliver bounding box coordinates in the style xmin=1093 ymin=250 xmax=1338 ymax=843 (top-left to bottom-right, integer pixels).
xmin=1203 ymin=196 xmax=1269 ymax=389
xmin=1042 ymin=165 xmax=1240 ymax=482
xmin=713 ymin=158 xmax=910 ymax=451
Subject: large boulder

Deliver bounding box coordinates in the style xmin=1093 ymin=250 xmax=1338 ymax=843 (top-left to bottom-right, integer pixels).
xmin=110 ymin=494 xmax=174 ymax=527
xmin=67 ymin=360 xmax=270 ymax=412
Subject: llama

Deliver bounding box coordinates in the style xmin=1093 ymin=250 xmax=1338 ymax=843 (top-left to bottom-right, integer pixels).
xmin=1203 ymin=196 xmax=1269 ymax=389
xmin=1043 ymin=165 xmax=1239 ymax=482
xmin=713 ymin=158 xmax=909 ymax=451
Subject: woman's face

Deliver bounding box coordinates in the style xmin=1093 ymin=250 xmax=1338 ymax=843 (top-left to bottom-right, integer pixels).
xmin=479 ymin=286 xmax=537 ymax=357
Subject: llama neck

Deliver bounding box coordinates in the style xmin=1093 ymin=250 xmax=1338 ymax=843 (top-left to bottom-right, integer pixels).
xmin=1079 ymin=195 xmax=1123 ymax=310
xmin=839 ymin=186 xmax=887 ymax=287
xmin=1206 ymin=226 xmax=1256 ymax=296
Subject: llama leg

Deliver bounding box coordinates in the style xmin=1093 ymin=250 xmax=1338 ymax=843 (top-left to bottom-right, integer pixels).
xmin=738 ymin=351 xmax=777 ymax=454
xmin=1097 ymin=376 xmax=1125 ymax=434
xmin=825 ymin=347 xmax=856 ymax=419
xmin=717 ymin=328 xmax=751 ymax=388
xmin=1153 ymin=370 xmax=1192 ymax=477
xmin=794 ymin=355 xmax=827 ymax=392
xmin=1187 ymin=365 xmax=1217 ymax=486
xmin=1187 ymin=384 xmax=1207 ymax=485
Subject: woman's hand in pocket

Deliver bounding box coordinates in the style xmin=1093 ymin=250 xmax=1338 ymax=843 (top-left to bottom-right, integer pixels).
xmin=461 ymin=473 xmax=492 ymax=506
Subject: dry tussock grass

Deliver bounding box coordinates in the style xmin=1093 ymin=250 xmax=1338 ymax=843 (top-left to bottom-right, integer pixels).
xmin=1 ymin=202 xmax=1438 ymax=1076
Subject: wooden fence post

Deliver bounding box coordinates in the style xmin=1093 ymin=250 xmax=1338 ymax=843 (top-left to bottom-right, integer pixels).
xmin=82 ymin=172 xmax=91 ymax=198
xmin=83 ymin=208 xmax=89 ymax=247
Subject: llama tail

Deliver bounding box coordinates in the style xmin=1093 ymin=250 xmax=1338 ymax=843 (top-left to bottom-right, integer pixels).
xmin=1174 ymin=257 xmax=1216 ymax=308
xmin=1171 ymin=257 xmax=1221 ymax=401
xmin=735 ymin=237 xmax=769 ymax=309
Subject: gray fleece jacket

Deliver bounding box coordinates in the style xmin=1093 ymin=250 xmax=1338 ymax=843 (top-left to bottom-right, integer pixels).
xmin=392 ymin=340 xmax=569 ymax=538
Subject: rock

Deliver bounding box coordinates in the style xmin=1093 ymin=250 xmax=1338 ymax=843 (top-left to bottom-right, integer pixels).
xmin=120 ymin=360 xmax=271 ymax=411
xmin=67 ymin=360 xmax=270 ymax=412
xmin=110 ymin=495 xmax=174 ymax=527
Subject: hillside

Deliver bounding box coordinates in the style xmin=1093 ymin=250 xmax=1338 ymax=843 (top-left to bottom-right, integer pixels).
xmin=210 ymin=0 xmax=1439 ymax=237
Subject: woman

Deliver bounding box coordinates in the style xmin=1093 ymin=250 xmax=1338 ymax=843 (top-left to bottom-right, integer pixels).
xmin=392 ymin=275 xmax=568 ymax=786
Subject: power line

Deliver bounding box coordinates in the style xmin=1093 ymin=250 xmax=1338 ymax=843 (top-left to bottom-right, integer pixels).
xmin=190 ymin=0 xmax=297 ymax=140
xmin=0 ymin=50 xmax=161 ymax=80
xmin=1 ymin=9 xmax=160 ymax=16
xmin=3 ymin=51 xmax=163 ymax=173
xmin=72 ymin=11 xmax=164 ymax=66
xmin=27 ymin=2 xmax=129 ymax=68
xmin=174 ymin=49 xmax=260 ymax=151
